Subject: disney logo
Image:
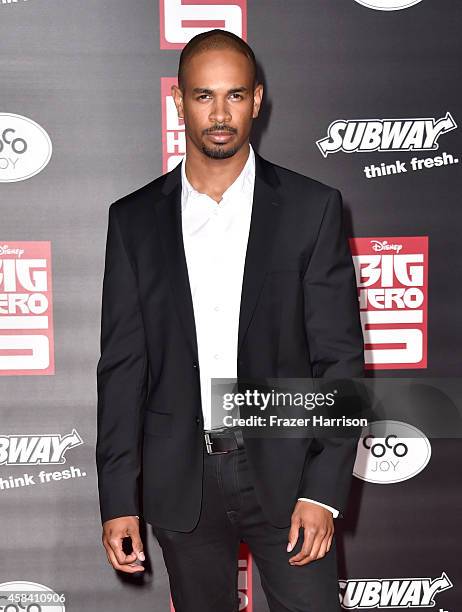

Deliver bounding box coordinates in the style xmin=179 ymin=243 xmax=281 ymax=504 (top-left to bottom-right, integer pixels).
xmin=0 ymin=244 xmax=25 ymax=258
xmin=370 ymin=240 xmax=402 ymax=254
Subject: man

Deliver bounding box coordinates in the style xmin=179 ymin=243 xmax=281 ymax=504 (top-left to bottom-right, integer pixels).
xmin=96 ymin=29 xmax=364 ymax=612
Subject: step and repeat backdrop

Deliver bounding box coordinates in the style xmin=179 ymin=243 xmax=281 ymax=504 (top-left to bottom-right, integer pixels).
xmin=1 ymin=0 xmax=461 ymax=610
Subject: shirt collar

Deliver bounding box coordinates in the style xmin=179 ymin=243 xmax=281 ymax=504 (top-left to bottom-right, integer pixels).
xmin=181 ymin=143 xmax=255 ymax=210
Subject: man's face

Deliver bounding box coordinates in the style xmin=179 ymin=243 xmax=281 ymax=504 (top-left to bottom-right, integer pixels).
xmin=172 ymin=48 xmax=263 ymax=159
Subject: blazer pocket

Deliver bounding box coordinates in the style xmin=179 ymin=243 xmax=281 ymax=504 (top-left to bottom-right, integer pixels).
xmin=143 ymin=409 xmax=173 ymax=438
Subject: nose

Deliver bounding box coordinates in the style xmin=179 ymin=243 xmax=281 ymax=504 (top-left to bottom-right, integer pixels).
xmin=209 ymin=96 xmax=231 ymax=125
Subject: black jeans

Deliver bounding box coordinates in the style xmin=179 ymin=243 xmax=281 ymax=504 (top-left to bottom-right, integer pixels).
xmin=151 ymin=439 xmax=341 ymax=612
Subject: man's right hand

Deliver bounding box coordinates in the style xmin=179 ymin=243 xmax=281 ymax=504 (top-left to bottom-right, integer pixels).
xmin=102 ymin=516 xmax=145 ymax=574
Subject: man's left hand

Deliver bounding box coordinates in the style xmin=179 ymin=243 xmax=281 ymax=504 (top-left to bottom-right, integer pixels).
xmin=286 ymin=500 xmax=334 ymax=565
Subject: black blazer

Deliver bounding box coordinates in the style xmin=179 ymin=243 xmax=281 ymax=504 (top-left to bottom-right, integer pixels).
xmin=96 ymin=150 xmax=365 ymax=531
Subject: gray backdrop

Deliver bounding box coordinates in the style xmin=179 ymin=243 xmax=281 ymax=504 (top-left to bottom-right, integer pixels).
xmin=1 ymin=1 xmax=461 ymax=610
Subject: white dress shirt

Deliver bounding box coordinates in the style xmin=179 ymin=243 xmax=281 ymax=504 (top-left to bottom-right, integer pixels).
xmin=179 ymin=143 xmax=339 ymax=519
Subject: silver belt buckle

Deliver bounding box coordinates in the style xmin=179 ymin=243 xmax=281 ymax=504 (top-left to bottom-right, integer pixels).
xmin=204 ymin=432 xmax=213 ymax=454
xmin=204 ymin=432 xmax=229 ymax=455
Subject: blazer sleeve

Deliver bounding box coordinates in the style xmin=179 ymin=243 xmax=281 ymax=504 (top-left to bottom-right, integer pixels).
xmin=298 ymin=188 xmax=364 ymax=516
xmin=95 ymin=203 xmax=148 ymax=524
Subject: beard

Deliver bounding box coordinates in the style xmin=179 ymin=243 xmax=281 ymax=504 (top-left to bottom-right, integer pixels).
xmin=201 ymin=142 xmax=240 ymax=159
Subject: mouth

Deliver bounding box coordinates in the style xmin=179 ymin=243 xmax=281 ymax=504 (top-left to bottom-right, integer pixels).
xmin=206 ymin=131 xmax=235 ymax=143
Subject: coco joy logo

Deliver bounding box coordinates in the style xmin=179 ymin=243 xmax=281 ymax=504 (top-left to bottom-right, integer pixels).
xmin=353 ymin=0 xmax=424 ymax=10
xmin=0 ymin=113 xmax=52 ymax=182
xmin=353 ymin=420 xmax=431 ymax=483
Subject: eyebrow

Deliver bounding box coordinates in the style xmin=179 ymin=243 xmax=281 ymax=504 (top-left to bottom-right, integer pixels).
xmin=192 ymin=87 xmax=249 ymax=94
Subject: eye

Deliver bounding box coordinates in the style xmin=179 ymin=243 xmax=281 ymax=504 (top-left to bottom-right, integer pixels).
xmin=197 ymin=94 xmax=211 ymax=100
xmin=230 ymin=93 xmax=243 ymax=100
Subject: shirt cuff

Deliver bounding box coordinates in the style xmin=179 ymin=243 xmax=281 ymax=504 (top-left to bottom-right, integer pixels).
xmin=297 ymin=498 xmax=340 ymax=518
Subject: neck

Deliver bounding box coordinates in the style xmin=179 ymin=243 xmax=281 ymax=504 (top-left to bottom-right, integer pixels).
xmin=184 ymin=141 xmax=250 ymax=204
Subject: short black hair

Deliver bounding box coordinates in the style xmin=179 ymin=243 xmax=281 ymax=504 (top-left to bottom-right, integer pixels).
xmin=178 ymin=29 xmax=258 ymax=90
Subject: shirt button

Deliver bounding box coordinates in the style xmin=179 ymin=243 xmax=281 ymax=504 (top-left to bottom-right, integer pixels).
xmin=214 ymin=353 xmax=220 ymax=360
xmin=214 ymin=305 xmax=220 ymax=311
xmin=193 ymin=362 xmax=199 ymax=369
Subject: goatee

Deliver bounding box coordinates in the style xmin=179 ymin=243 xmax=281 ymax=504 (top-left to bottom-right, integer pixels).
xmin=201 ymin=144 xmax=240 ymax=159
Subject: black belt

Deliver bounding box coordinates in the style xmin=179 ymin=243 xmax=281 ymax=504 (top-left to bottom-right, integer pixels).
xmin=203 ymin=428 xmax=245 ymax=454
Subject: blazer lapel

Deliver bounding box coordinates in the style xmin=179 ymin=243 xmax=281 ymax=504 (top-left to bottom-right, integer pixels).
xmin=238 ymin=151 xmax=282 ymax=355
xmin=155 ymin=162 xmax=199 ymax=359
xmin=153 ymin=150 xmax=283 ymax=361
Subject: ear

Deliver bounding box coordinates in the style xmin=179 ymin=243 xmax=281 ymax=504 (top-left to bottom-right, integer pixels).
xmin=252 ymin=83 xmax=264 ymax=119
xmin=171 ymin=84 xmax=184 ymax=119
